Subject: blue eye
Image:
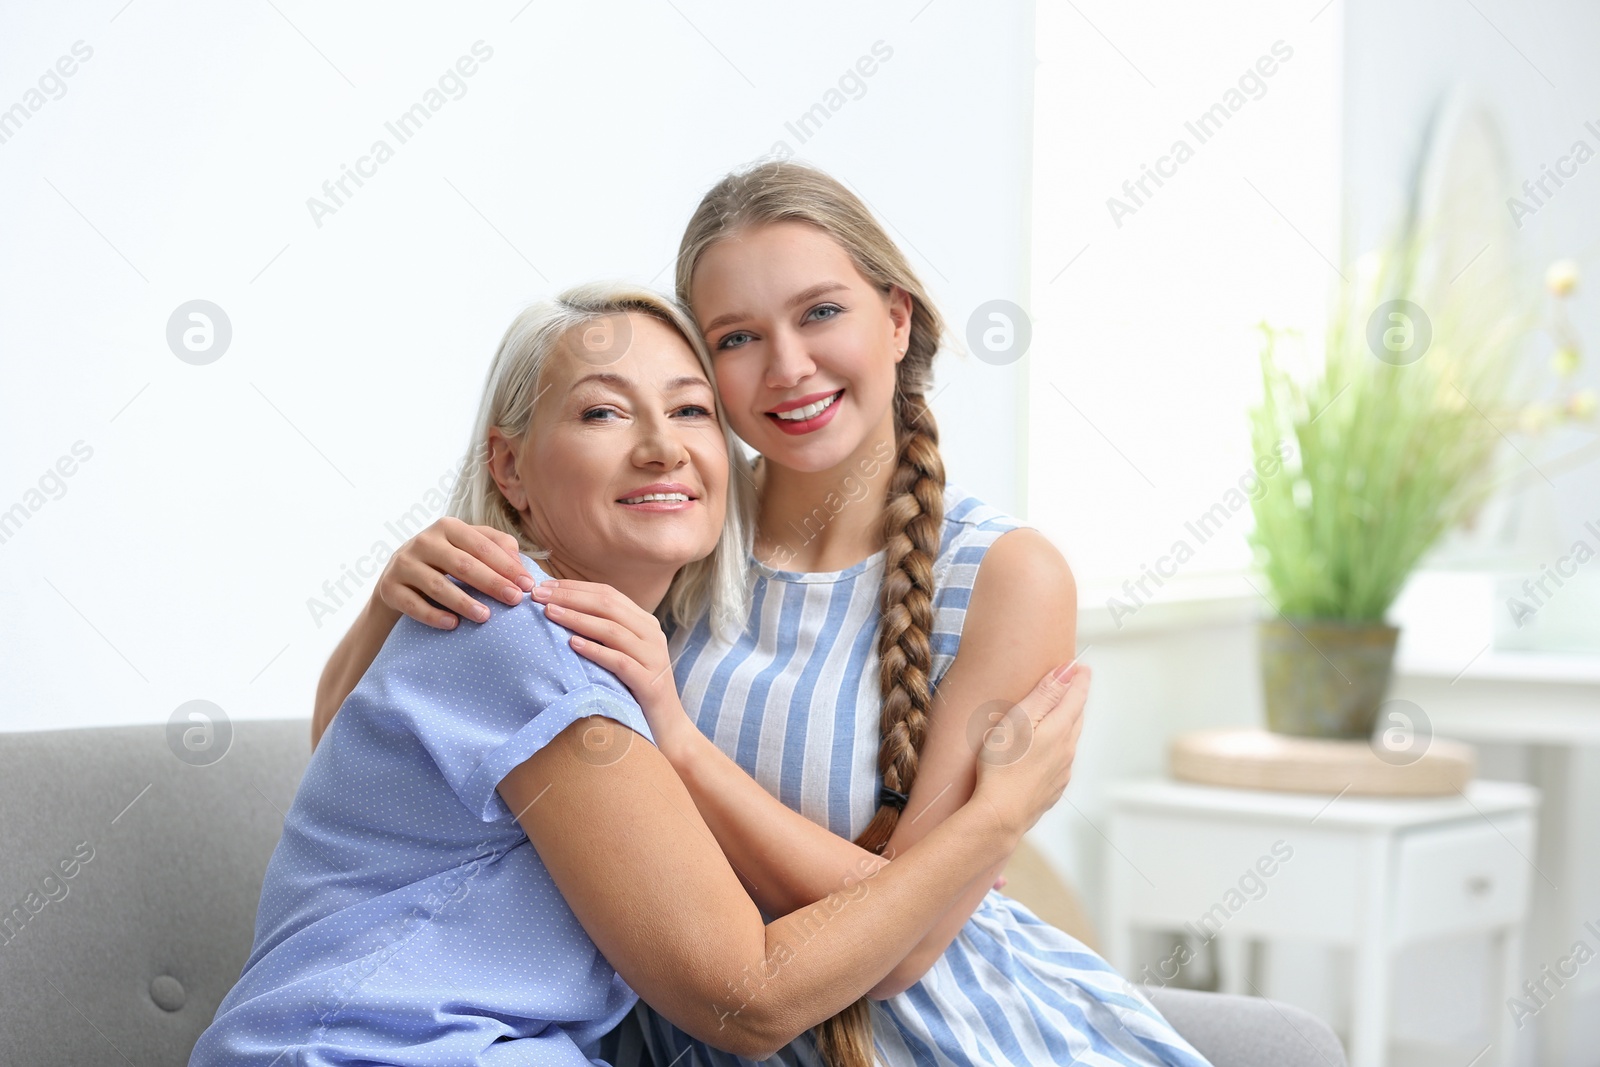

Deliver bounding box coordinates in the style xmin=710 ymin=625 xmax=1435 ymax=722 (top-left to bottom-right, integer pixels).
xmin=805 ymin=303 xmax=843 ymax=322
xmin=675 ymin=404 xmax=713 ymax=418
xmin=581 ymin=407 xmax=618 ymax=421
xmin=717 ymin=331 xmax=754 ymax=351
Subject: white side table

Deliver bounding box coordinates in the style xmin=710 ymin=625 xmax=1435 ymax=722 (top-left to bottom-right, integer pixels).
xmin=1105 ymin=779 xmax=1540 ymax=1067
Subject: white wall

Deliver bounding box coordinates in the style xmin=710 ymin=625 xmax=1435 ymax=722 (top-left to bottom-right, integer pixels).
xmin=0 ymin=0 xmax=1035 ymax=732
xmin=1028 ymin=0 xmax=1344 ymax=600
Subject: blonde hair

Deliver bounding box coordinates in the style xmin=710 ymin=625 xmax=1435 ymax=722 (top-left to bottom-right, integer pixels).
xmin=677 ymin=161 xmax=948 ymax=1067
xmin=447 ymin=281 xmax=753 ymax=640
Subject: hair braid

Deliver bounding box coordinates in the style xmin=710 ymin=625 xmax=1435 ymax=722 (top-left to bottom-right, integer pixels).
xmin=853 ymin=389 xmax=945 ymax=856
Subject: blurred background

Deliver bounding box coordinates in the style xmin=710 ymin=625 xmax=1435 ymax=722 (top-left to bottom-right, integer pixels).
xmin=2 ymin=2 xmax=1597 ymax=1065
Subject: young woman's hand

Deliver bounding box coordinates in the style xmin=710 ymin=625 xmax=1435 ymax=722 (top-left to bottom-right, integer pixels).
xmin=375 ymin=517 xmax=534 ymax=629
xmin=969 ymin=663 xmax=1090 ymax=839
xmin=531 ymin=579 xmax=696 ymax=752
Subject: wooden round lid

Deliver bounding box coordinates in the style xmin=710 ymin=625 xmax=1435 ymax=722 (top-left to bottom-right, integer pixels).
xmin=1168 ymin=728 xmax=1476 ymax=796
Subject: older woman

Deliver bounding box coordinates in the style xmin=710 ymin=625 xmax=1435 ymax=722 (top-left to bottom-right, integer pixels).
xmin=189 ymin=282 xmax=1087 ymax=1067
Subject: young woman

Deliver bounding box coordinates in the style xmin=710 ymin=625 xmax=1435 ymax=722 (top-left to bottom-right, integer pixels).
xmin=313 ymin=165 xmax=1209 ymax=1067
xmin=193 ymin=283 xmax=1088 ymax=1067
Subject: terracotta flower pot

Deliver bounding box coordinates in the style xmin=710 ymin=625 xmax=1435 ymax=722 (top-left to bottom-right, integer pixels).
xmin=1258 ymin=617 xmax=1401 ymax=739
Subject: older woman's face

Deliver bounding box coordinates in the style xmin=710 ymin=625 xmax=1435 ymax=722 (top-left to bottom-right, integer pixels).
xmin=509 ymin=313 xmax=729 ymax=577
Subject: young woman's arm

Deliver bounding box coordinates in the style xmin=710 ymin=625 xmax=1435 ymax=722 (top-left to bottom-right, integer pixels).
xmin=540 ymin=532 xmax=1077 ymax=996
xmin=311 ymin=519 xmax=532 ymax=747
xmin=499 ymin=662 xmax=1081 ymax=1058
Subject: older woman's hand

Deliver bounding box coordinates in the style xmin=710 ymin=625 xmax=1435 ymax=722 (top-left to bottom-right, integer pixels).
xmin=375 ymin=517 xmax=533 ymax=628
xmin=531 ymin=579 xmax=697 ymax=752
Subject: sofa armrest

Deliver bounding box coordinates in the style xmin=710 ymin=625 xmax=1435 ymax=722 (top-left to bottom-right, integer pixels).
xmin=1145 ymin=985 xmax=1347 ymax=1067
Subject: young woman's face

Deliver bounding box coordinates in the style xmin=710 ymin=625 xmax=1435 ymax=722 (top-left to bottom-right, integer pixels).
xmin=506 ymin=312 xmax=729 ymax=576
xmin=689 ymin=221 xmax=911 ymax=474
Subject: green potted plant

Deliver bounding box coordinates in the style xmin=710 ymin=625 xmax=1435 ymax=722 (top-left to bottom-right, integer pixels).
xmin=1245 ymin=236 xmax=1593 ymax=739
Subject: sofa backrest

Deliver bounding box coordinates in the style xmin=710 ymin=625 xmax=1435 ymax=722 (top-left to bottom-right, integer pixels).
xmin=0 ymin=718 xmax=309 ymax=1066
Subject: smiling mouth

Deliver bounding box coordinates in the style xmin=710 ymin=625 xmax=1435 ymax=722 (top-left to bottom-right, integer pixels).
xmin=617 ymin=491 xmax=694 ymax=505
xmin=768 ymin=389 xmax=844 ymax=423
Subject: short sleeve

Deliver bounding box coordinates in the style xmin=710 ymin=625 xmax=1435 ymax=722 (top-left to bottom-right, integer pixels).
xmin=352 ymin=566 xmax=656 ymax=823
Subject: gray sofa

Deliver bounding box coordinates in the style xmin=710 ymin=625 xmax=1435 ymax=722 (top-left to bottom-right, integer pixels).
xmin=0 ymin=720 xmax=1347 ymax=1066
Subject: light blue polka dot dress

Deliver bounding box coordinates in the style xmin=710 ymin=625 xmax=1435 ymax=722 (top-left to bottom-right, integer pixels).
xmin=191 ymin=556 xmax=655 ymax=1067
xmin=630 ymin=486 xmax=1213 ymax=1067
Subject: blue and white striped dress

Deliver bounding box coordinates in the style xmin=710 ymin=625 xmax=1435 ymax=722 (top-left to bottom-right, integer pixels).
xmin=631 ymin=485 xmax=1211 ymax=1067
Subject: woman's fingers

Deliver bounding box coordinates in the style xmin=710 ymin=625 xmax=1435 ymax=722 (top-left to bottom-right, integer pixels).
xmin=375 ymin=518 xmax=529 ymax=625
xmin=436 ymin=520 xmax=531 ymax=604
xmin=567 ymin=632 xmax=639 ymax=686
xmin=544 ymin=605 xmax=650 ymax=662
xmin=532 ymin=583 xmax=655 ymax=634
xmin=1013 ymin=660 xmax=1084 ymax=727
xmin=391 ymin=556 xmax=497 ymax=624
xmin=385 ymin=583 xmax=463 ymax=630
xmin=534 ymin=579 xmax=649 ymax=611
xmin=435 ymin=546 xmax=526 ymax=608
xmin=453 ymin=523 xmax=535 ymax=594
xmin=532 ymin=579 xmax=636 ymax=609
xmin=530 ymin=578 xmax=610 ymax=595
xmin=1033 ymin=664 xmax=1089 ymax=737
xmin=476 ymin=524 xmax=528 ymax=571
